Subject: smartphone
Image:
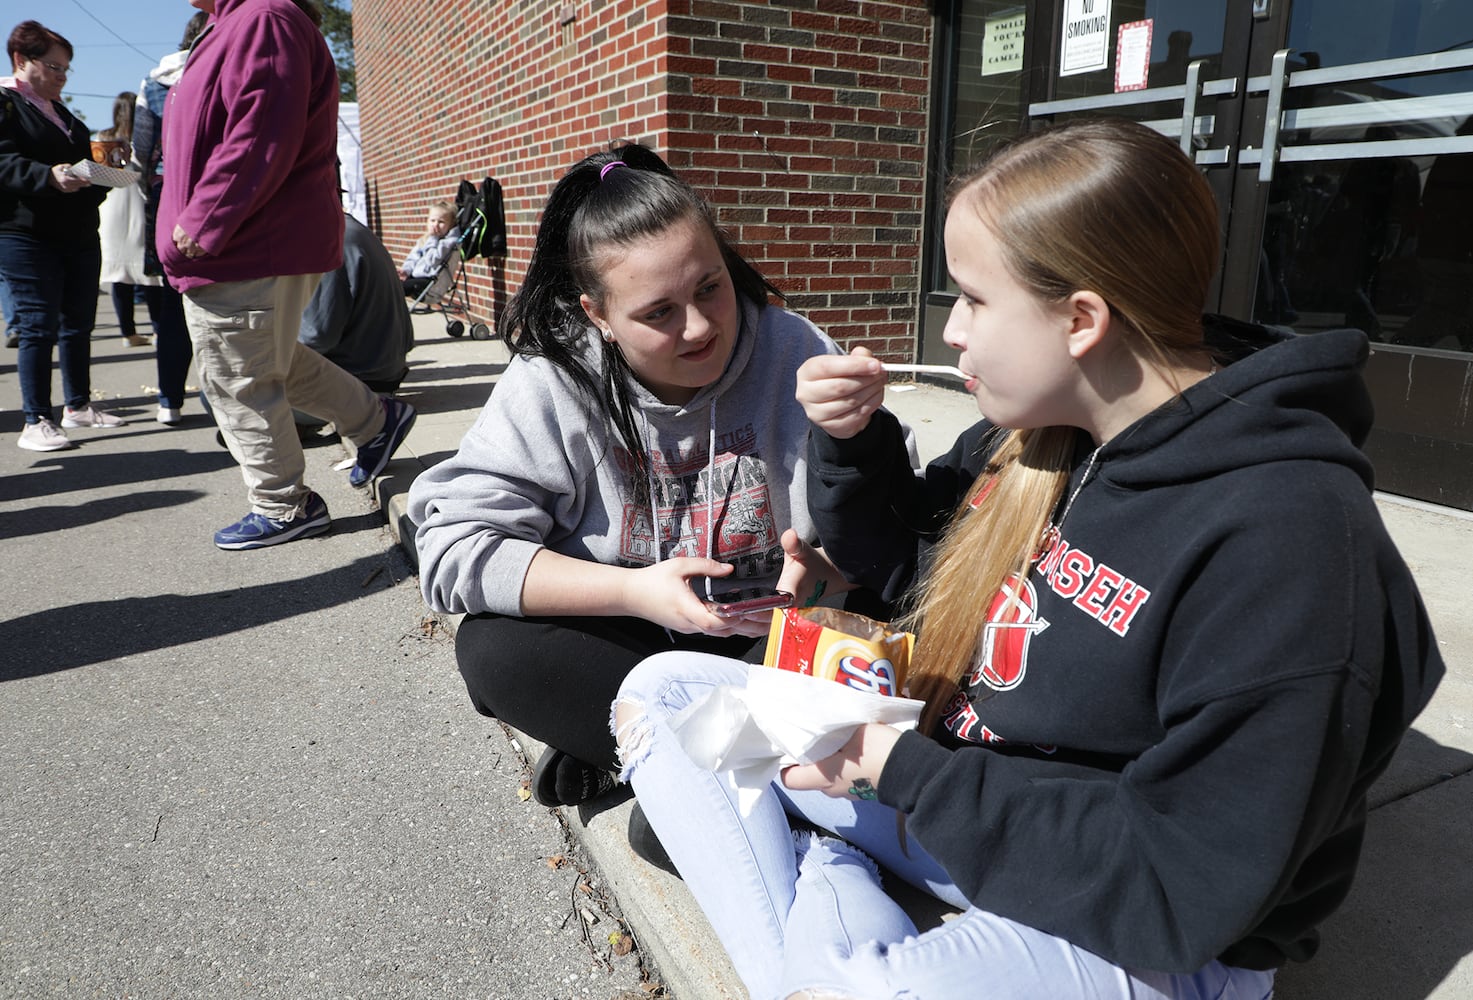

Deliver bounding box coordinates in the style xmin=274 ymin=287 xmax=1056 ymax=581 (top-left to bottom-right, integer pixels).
xmin=701 ymin=585 xmax=795 ymax=618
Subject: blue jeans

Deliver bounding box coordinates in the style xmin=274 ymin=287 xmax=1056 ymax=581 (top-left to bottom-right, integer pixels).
xmin=144 ymin=282 xmax=192 ymax=409
xmin=614 ymin=653 xmax=1277 ymax=1000
xmin=0 ymin=233 xmax=101 ymax=422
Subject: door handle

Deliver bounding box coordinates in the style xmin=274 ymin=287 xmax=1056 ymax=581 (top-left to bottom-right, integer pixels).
xmin=1180 ymin=58 xmax=1206 ymax=155
xmin=1259 ymin=48 xmax=1292 ymax=182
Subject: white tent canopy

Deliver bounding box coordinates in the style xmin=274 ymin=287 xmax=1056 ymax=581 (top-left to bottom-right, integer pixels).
xmin=337 ymin=102 xmax=367 ymax=225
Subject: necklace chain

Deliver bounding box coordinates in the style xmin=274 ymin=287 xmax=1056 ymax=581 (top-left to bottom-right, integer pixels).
xmin=1035 ymin=444 xmax=1103 ymax=561
xmin=1032 ymin=363 xmax=1211 ymax=562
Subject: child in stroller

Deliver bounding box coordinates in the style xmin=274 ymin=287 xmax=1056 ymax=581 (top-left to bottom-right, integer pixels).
xmin=403 ymin=179 xmax=504 ymax=339
xmin=399 ymin=201 xmax=460 ymax=300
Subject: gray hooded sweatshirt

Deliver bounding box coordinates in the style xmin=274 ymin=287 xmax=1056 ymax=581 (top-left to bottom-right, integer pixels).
xmin=409 ymin=302 xmax=842 ymax=616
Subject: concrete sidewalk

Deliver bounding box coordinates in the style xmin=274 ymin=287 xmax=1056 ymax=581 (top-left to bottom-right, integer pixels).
xmin=379 ymin=309 xmax=1473 ymax=1000
xmin=0 ymin=306 xmax=658 ymax=999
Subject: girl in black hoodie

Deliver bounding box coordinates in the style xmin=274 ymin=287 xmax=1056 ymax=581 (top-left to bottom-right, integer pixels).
xmin=613 ymin=118 xmax=1445 ymax=1000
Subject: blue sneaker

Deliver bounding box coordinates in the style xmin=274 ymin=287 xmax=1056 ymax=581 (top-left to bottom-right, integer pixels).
xmin=213 ymin=492 xmax=331 ymax=550
xmin=350 ymin=397 xmax=417 ymax=488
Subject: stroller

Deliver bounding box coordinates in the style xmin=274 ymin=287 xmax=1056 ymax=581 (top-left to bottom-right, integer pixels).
xmin=408 ymin=176 xmax=506 ymax=341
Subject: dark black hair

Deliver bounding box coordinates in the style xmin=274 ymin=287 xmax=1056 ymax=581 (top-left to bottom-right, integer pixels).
xmin=501 ymin=143 xmax=782 ymax=504
xmin=288 ymin=0 xmax=324 ymax=27
xmin=181 ymin=11 xmax=209 ymax=51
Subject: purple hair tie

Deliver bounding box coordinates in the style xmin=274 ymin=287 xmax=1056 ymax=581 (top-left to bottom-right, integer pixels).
xmin=599 ymin=161 xmax=626 ymax=181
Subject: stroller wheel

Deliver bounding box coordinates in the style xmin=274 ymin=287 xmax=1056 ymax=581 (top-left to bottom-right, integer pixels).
xmin=470 ymin=323 xmax=492 ymax=341
xmin=446 ymin=320 xmax=466 ymax=338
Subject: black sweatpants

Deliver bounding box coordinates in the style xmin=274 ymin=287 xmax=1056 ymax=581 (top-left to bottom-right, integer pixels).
xmin=455 ymin=613 xmax=765 ymax=772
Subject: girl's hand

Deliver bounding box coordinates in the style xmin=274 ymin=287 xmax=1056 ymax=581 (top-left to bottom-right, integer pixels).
xmin=796 ymin=347 xmax=887 ymax=440
xmin=623 ymin=558 xmax=771 ymax=639
xmin=774 ymin=529 xmax=856 ymax=608
xmin=47 ymin=163 xmax=89 ymax=193
xmin=781 ymin=723 xmax=902 ymax=799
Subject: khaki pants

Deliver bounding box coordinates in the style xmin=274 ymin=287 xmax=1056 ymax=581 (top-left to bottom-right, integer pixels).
xmin=183 ymin=274 xmax=385 ymax=519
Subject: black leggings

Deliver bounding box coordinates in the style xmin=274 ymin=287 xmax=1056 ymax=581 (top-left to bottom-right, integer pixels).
xmin=455 ymin=613 xmax=765 ymax=771
xmin=402 ymin=276 xmax=434 ymax=298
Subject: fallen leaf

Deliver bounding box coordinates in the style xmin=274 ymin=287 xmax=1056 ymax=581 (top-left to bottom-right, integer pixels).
xmin=609 ymin=931 xmax=634 ymax=956
xmin=545 ymin=853 xmax=567 ymax=869
xmin=516 ymin=786 xmax=532 ymax=802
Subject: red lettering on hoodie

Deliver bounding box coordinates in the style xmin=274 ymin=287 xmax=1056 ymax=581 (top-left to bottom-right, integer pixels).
xmin=1050 ymin=548 xmax=1094 ymax=598
xmin=941 ymin=691 xmax=981 ymax=741
xmin=1042 ymin=541 xmax=1152 ymax=635
xmin=1101 ymin=580 xmax=1151 ymax=635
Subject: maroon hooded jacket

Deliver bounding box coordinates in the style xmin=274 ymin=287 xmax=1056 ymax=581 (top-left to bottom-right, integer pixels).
xmin=158 ymin=0 xmax=342 ymax=293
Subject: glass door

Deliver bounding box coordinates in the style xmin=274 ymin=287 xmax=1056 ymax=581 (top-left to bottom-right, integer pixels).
xmin=1227 ymin=0 xmax=1473 ymax=508
xmin=920 ymin=0 xmax=1251 ymax=361
xmin=1025 ymin=0 xmax=1250 ymax=302
xmin=1017 ymin=0 xmax=1473 ymax=509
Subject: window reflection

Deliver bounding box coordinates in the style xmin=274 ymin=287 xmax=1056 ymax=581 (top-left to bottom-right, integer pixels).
xmin=1289 ymin=0 xmax=1473 ymax=82
xmin=1254 ymin=4 xmax=1473 ymax=356
xmin=948 ymin=4 xmax=1027 ymax=173
xmin=936 ymin=2 xmax=1031 ymax=294
xmin=1256 ymin=144 xmax=1473 ymax=354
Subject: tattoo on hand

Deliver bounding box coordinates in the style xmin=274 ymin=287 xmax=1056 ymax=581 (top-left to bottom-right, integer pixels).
xmin=847 ymin=778 xmax=878 ymax=801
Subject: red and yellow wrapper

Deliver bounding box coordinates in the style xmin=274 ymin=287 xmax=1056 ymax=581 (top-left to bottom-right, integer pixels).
xmin=763 ymin=607 xmax=913 ymax=698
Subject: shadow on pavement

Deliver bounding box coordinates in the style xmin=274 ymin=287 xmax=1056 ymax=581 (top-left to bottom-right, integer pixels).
xmin=0 ymin=548 xmax=410 ymax=682
xmin=0 ymin=447 xmax=238 ymax=503
xmin=404 ymin=360 xmax=507 ymax=382
xmin=1275 ymin=728 xmax=1473 ymax=999
xmin=393 ymin=362 xmax=505 ymax=416
xmin=0 ymin=488 xmax=206 ymax=540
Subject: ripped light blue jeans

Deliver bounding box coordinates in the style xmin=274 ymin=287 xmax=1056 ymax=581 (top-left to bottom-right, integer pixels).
xmin=613 ymin=652 xmax=1277 ymax=1000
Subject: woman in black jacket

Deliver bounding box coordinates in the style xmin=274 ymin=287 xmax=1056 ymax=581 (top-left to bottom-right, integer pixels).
xmin=1 ymin=20 xmax=123 ymax=452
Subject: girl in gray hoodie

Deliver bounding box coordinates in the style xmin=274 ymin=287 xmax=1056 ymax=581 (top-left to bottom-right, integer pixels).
xmin=408 ymin=144 xmax=852 ymax=807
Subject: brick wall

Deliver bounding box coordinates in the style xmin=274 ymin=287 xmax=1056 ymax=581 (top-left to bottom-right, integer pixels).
xmin=354 ymin=0 xmax=932 ymax=357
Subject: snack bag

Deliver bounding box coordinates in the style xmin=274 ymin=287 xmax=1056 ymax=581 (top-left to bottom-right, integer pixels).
xmin=763 ymin=606 xmax=912 ymax=697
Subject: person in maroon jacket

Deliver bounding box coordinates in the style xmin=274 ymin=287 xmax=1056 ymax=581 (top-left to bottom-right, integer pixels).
xmin=160 ymin=0 xmax=414 ymax=549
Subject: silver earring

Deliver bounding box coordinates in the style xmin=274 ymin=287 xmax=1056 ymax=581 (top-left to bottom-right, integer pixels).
xmin=601 ymin=328 xmax=615 ymax=343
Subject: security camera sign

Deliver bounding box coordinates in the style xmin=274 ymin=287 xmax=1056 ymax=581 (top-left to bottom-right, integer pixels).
xmin=982 ymin=11 xmax=1026 ymax=77
xmin=1060 ymin=0 xmax=1111 ymax=76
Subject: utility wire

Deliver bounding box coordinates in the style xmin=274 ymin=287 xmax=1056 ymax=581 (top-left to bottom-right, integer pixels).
xmin=65 ymin=0 xmax=158 ymax=62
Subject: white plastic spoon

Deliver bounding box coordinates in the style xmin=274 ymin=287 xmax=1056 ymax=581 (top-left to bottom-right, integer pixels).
xmin=880 ymin=363 xmax=969 ymax=381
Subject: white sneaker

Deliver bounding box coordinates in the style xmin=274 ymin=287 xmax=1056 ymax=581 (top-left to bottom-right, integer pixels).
xmin=156 ymin=405 xmax=181 ymax=425
xmin=18 ymin=417 xmax=73 ymax=452
xmin=61 ymin=404 xmax=124 ymax=429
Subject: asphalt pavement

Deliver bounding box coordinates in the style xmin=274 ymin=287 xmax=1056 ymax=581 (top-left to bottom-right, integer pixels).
xmin=4 ymin=293 xmax=1473 ymax=1000
xmin=0 ymin=298 xmax=654 ymax=1000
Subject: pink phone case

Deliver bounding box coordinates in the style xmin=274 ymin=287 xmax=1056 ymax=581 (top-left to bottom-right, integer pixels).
xmin=707 ymin=588 xmax=794 ymax=617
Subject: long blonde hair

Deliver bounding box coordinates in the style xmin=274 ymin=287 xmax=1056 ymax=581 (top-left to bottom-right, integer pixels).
xmin=901 ymin=117 xmax=1221 ymax=734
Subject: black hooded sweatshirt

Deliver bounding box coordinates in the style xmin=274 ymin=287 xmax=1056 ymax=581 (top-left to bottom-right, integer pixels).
xmin=806 ymin=317 xmax=1444 ymax=974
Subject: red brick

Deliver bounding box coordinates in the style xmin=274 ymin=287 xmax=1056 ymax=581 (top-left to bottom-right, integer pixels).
xmin=354 ymin=0 xmax=931 ymax=359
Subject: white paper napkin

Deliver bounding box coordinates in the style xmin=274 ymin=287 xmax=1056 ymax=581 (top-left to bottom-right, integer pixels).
xmin=668 ymin=667 xmax=924 ymax=812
